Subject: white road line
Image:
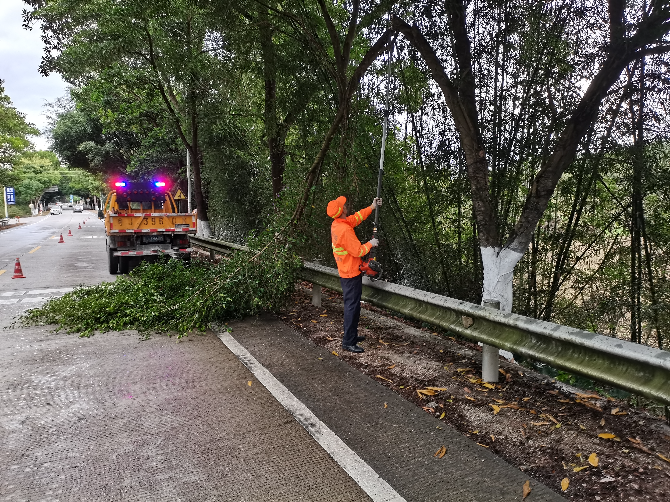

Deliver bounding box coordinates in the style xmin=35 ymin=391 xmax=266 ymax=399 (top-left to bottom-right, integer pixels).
xmin=22 ymin=297 xmax=50 ymax=303
xmin=0 ymin=299 xmax=19 ymax=304
xmin=217 ymin=331 xmax=406 ymax=502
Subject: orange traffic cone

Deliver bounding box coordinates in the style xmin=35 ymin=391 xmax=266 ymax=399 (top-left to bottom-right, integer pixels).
xmin=11 ymin=258 xmax=25 ymax=279
xmin=78 ymin=223 xmax=81 ymax=229
xmin=68 ymin=228 xmax=73 ymax=236
xmin=58 ymin=233 xmax=65 ymax=243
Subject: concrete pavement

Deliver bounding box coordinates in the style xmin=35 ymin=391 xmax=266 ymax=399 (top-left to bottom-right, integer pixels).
xmin=0 ymin=213 xmax=565 ymax=501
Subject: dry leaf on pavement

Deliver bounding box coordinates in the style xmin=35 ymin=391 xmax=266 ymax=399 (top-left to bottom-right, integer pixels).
xmin=490 ymin=404 xmax=501 ymax=415
xmin=598 ymin=433 xmax=618 ymax=440
xmin=561 ymin=478 xmax=569 ymax=491
xmin=573 ymin=466 xmax=589 ymax=472
xmin=588 ymin=453 xmax=599 ymax=467
xmin=434 ymin=446 xmax=447 ymax=458
xmin=522 ymin=480 xmax=531 ymax=499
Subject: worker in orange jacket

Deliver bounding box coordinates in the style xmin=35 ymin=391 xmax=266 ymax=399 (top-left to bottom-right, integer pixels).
xmin=327 ymin=195 xmax=381 ymax=353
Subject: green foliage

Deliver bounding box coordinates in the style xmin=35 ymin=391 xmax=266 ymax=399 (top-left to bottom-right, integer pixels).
xmin=20 ymin=235 xmax=302 ymax=338
xmin=0 ymin=80 xmax=39 ymax=172
xmin=9 ymin=151 xmax=61 ymax=204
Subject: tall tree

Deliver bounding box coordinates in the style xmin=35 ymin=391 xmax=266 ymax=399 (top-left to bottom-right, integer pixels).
xmin=393 ymin=0 xmax=670 ymax=312
xmin=288 ymin=0 xmax=393 ymax=224
xmin=25 ymin=0 xmax=237 ymax=236
xmin=0 ymin=80 xmax=39 ymax=174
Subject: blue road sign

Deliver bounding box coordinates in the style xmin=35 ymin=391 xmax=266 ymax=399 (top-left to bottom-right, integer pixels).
xmin=5 ymin=187 xmax=15 ymax=205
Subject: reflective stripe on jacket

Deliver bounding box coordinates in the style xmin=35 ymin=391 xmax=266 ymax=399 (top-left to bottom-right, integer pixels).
xmin=331 ymin=206 xmax=374 ymax=278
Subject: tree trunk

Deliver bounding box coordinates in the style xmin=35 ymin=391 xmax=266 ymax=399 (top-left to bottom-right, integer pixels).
xmin=259 ymin=5 xmax=286 ymax=199
xmin=189 ymin=87 xmax=210 ymax=237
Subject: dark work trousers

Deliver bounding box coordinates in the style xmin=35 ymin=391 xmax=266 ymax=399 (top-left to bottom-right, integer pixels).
xmin=340 ymin=273 xmax=363 ymax=347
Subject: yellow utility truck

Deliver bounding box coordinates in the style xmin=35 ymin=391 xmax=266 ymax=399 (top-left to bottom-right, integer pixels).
xmin=104 ymin=180 xmax=196 ymax=274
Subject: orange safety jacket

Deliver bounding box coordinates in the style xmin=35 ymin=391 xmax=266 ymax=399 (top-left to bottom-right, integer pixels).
xmin=331 ymin=205 xmax=374 ymax=278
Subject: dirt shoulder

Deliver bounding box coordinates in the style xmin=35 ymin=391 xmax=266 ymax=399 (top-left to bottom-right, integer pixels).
xmin=278 ymin=283 xmax=670 ymax=502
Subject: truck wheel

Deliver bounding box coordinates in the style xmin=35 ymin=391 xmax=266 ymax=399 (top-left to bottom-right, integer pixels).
xmin=119 ymin=257 xmax=130 ymax=274
xmin=108 ymin=250 xmax=119 ymax=275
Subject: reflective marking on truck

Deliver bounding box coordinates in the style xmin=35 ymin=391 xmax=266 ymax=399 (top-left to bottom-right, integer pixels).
xmin=114 ymin=248 xmax=192 ymax=257
xmin=109 ymin=228 xmax=194 ymax=234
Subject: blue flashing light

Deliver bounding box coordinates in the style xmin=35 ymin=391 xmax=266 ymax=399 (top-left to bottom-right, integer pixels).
xmin=154 ymin=181 xmax=166 ymax=188
xmin=115 ymin=181 xmax=127 ymax=187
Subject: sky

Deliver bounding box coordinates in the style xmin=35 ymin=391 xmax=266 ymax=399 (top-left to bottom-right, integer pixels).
xmin=0 ymin=0 xmax=68 ymax=151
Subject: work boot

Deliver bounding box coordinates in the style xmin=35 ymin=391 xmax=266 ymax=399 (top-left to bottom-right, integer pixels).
xmin=342 ymin=344 xmax=364 ymax=353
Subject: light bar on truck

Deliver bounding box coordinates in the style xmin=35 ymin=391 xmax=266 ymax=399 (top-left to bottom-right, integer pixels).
xmin=154 ymin=181 xmax=166 ymax=187
xmin=115 ymin=182 xmax=127 ymax=187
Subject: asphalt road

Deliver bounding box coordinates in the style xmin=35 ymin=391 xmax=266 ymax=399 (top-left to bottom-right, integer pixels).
xmin=0 ymin=213 xmax=564 ymax=501
xmin=0 ymin=210 xmax=110 ymax=292
xmin=0 ymin=213 xmax=374 ymax=501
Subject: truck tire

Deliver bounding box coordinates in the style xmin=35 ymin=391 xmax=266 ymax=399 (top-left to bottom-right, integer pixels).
xmin=108 ymin=249 xmax=119 ymax=275
xmin=119 ymin=257 xmax=130 ymax=274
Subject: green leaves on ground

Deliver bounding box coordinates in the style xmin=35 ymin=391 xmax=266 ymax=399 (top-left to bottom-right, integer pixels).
xmin=20 ymin=238 xmax=301 ymax=338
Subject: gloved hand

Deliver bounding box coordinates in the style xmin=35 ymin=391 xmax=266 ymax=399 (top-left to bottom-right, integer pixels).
xmin=369 ymin=238 xmax=379 ymax=247
xmin=371 ymin=197 xmax=383 ymax=209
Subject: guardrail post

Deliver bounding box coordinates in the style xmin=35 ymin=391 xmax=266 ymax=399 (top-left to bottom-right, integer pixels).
xmin=312 ymin=284 xmax=322 ymax=307
xmin=482 ymin=299 xmax=500 ymax=383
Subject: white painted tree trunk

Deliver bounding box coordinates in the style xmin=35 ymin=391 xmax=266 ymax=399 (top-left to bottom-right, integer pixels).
xmin=480 ymin=246 xmax=524 ymax=364
xmin=197 ymin=219 xmax=212 ymax=238
xmin=480 ymin=246 xmax=524 ymax=313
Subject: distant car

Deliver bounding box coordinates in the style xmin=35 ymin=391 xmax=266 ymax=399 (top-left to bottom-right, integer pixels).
xmin=50 ymin=206 xmax=63 ymax=215
xmin=73 ymin=205 xmax=83 ymax=213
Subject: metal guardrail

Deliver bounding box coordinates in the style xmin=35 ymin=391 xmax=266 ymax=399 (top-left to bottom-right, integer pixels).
xmin=189 ymin=235 xmax=670 ymax=405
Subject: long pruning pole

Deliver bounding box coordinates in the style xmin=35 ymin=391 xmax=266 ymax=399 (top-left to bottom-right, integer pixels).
xmin=374 ymin=33 xmax=393 ymax=233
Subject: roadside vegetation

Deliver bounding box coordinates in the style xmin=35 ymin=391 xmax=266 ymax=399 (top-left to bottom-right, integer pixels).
xmin=6 ymin=1 xmax=670 ymax=351
xmin=21 ymin=230 xmax=301 ymax=337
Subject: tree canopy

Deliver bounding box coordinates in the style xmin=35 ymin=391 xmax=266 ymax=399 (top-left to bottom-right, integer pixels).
xmin=0 ymin=80 xmax=39 ymax=175
xmin=23 ymin=0 xmax=670 ymax=349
